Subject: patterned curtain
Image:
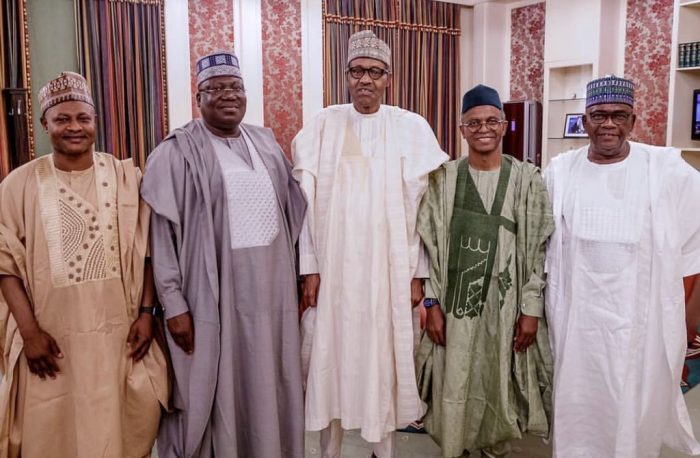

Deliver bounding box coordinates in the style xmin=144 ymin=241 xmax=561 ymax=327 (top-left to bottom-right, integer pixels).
xmin=75 ymin=0 xmax=167 ymax=170
xmin=324 ymin=0 xmax=461 ymax=157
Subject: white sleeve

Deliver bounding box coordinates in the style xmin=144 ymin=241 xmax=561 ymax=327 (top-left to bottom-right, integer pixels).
xmin=414 ymin=241 xmax=429 ymax=278
xmin=292 ymin=124 xmax=321 ymax=275
xmin=298 ymin=209 xmax=319 ymax=275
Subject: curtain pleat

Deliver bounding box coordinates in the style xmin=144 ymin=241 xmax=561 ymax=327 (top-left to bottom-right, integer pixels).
xmin=75 ymin=0 xmax=167 ymax=170
xmin=0 ymin=2 xmax=9 ymax=179
xmin=323 ymin=0 xmax=460 ymax=157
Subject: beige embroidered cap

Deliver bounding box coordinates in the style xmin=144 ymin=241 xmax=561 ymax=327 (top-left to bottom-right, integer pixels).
xmin=346 ymin=30 xmax=391 ymax=69
xmin=38 ymin=71 xmax=94 ymax=116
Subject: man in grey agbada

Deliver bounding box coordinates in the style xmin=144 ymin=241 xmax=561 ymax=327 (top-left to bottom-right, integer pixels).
xmin=141 ymin=51 xmax=307 ymax=458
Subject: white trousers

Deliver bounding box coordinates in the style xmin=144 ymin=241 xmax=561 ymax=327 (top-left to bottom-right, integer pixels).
xmin=320 ymin=420 xmax=395 ymax=458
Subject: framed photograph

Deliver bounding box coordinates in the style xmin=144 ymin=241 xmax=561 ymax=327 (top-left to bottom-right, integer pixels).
xmin=563 ymin=113 xmax=588 ymax=138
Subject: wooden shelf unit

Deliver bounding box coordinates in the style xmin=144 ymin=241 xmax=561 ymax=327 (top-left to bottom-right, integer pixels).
xmin=668 ymin=0 xmax=700 ymax=170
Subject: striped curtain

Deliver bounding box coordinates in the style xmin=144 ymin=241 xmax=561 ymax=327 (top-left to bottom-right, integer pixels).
xmin=75 ymin=0 xmax=167 ymax=170
xmin=324 ymin=0 xmax=461 ymax=157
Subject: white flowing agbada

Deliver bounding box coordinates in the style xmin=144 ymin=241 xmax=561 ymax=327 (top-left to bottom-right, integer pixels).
xmin=292 ymin=104 xmax=448 ymax=442
xmin=544 ymin=142 xmax=700 ymax=458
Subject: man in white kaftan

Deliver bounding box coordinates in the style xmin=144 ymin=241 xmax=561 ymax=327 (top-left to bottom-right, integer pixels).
xmin=545 ymin=75 xmax=700 ymax=457
xmin=292 ymin=31 xmax=448 ymax=458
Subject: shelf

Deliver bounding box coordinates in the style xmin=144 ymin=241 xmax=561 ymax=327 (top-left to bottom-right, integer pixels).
xmin=681 ymin=0 xmax=700 ymax=8
xmin=677 ymin=66 xmax=700 ymax=71
xmin=544 ymin=64 xmax=594 ymax=165
xmin=679 ymin=147 xmax=700 ymax=152
xmin=682 ymin=150 xmax=700 ymax=171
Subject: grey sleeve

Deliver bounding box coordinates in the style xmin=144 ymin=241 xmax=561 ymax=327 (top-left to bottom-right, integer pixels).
xmin=150 ymin=211 xmax=190 ymax=320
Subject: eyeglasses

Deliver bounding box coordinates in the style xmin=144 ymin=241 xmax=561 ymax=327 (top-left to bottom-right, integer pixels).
xmin=461 ymin=118 xmax=507 ymax=132
xmin=587 ymin=111 xmax=632 ymax=125
xmin=346 ymin=66 xmax=389 ymax=80
xmin=199 ymin=86 xmax=246 ymax=96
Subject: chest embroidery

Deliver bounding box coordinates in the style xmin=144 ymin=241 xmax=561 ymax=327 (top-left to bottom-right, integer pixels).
xmin=36 ymin=154 xmax=122 ymax=287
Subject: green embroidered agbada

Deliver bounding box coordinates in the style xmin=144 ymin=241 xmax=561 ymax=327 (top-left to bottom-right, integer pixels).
xmin=416 ymin=155 xmax=554 ymax=457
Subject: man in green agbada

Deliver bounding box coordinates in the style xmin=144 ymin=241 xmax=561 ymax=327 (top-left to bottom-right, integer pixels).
xmin=416 ymin=84 xmax=554 ymax=457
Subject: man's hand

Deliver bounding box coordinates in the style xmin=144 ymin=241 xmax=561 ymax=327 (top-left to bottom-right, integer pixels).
xmin=425 ymin=305 xmax=446 ymax=346
xmin=686 ymin=276 xmax=700 ymax=343
xmin=0 ymin=275 xmax=62 ymax=378
xmin=301 ymin=274 xmax=321 ymax=313
xmin=127 ymin=314 xmax=154 ymax=361
xmin=167 ymin=312 xmax=194 ymax=354
xmin=513 ymin=314 xmax=538 ymax=352
xmin=411 ymin=278 xmax=424 ymax=308
xmin=23 ymin=327 xmax=63 ymax=379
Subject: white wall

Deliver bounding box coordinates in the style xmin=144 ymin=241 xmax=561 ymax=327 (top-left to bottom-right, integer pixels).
xmin=471 ymin=2 xmax=509 ymax=98
xmin=545 ymin=0 xmax=601 ymax=65
xmin=164 ymin=0 xmax=192 ymax=132
xmin=599 ymin=0 xmax=627 ymax=77
xmin=301 ymin=0 xmax=324 ymax=124
xmin=540 ymin=0 xmax=625 ymax=73
xmin=232 ymin=0 xmax=264 ymax=126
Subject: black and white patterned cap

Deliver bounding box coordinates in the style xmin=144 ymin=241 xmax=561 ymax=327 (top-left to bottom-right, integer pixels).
xmin=196 ymin=51 xmax=242 ymax=86
xmin=586 ymin=75 xmax=635 ymax=108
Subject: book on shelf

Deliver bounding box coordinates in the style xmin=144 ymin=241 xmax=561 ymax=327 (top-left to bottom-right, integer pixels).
xmin=679 ymin=41 xmax=700 ymax=68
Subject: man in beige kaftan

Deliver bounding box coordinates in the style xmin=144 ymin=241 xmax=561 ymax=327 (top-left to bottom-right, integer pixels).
xmin=293 ymin=31 xmax=448 ymax=458
xmin=0 ymin=72 xmax=168 ymax=458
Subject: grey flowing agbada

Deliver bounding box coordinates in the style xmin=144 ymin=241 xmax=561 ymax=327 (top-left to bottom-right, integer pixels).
xmin=416 ymin=155 xmax=554 ymax=457
xmin=141 ymin=119 xmax=306 ymax=458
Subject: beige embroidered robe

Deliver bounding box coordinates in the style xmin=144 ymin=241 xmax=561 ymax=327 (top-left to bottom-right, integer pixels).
xmin=0 ymin=153 xmax=168 ymax=458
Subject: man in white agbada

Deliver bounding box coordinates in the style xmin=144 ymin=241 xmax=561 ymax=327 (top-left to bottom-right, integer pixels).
xmin=544 ymin=75 xmax=700 ymax=457
xmin=292 ymin=30 xmax=448 ymax=457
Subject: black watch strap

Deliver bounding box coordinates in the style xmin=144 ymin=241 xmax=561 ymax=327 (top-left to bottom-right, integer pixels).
xmin=138 ymin=305 xmax=158 ymax=316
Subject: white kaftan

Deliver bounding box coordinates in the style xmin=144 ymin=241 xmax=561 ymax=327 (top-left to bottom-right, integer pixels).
xmin=545 ymin=143 xmax=700 ymax=458
xmin=292 ymin=104 xmax=448 ymax=442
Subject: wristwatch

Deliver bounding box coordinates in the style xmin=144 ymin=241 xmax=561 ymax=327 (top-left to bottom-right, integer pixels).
xmin=138 ymin=305 xmax=159 ymax=316
xmin=423 ymin=298 xmax=440 ymax=309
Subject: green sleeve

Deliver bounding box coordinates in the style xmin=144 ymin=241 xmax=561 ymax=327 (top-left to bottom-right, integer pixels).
xmin=520 ymin=168 xmax=555 ymax=317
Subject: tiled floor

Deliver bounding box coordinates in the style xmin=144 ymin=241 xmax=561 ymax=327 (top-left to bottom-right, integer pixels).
xmin=304 ymin=428 xmax=549 ymax=458
xmin=304 ymin=387 xmax=700 ymax=457
xmin=148 ymin=385 xmax=700 ymax=457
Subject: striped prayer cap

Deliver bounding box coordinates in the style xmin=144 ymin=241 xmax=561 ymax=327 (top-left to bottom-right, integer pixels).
xmin=38 ymin=72 xmax=94 ymax=116
xmin=586 ymin=75 xmax=635 ymax=108
xmin=196 ymin=51 xmax=242 ymax=86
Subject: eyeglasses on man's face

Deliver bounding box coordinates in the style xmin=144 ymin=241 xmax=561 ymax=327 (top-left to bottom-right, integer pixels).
xmin=587 ymin=111 xmax=632 ymax=125
xmin=199 ymin=85 xmax=246 ymax=96
xmin=346 ymin=66 xmax=389 ymax=80
xmin=461 ymin=118 xmax=507 ymax=132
